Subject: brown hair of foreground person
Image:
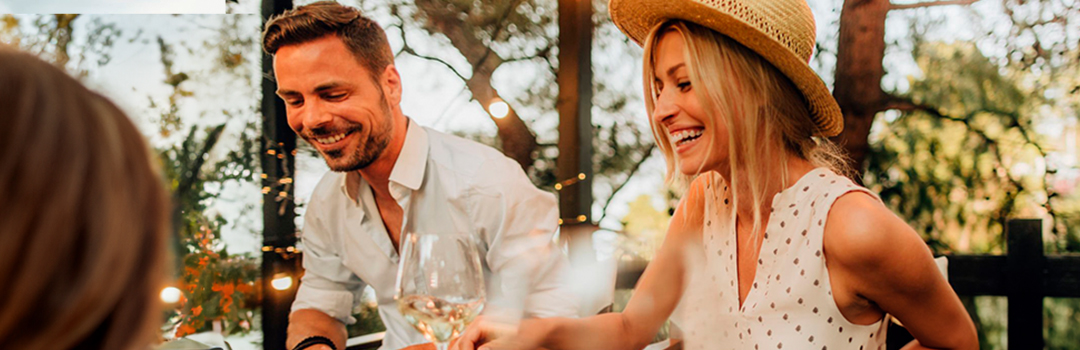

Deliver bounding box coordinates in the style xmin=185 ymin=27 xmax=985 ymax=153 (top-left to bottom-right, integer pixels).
xmin=0 ymin=47 xmax=171 ymax=350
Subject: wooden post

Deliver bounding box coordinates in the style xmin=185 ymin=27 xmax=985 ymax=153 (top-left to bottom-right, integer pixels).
xmin=261 ymin=0 xmax=295 ymax=349
xmin=1005 ymin=219 xmax=1044 ymax=349
xmin=556 ymin=0 xmax=595 ymax=265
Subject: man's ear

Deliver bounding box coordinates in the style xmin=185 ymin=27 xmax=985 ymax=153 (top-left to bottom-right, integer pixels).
xmin=380 ymin=64 xmax=402 ymax=105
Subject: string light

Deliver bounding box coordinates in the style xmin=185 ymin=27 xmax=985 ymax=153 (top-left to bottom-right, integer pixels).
xmin=488 ymin=98 xmax=510 ymax=119
xmin=558 ymin=215 xmax=590 ymax=225
xmin=160 ymin=287 xmax=182 ymax=304
xmin=553 ymin=173 xmax=588 ymax=191
xmin=271 ymin=273 xmax=293 ymax=291
xmin=261 ymin=245 xmax=301 ymax=259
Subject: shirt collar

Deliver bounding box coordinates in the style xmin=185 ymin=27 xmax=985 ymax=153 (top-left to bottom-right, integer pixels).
xmin=340 ymin=118 xmax=428 ymax=203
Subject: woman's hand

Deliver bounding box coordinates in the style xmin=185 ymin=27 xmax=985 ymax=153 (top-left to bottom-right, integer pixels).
xmin=450 ymin=317 xmax=538 ymax=350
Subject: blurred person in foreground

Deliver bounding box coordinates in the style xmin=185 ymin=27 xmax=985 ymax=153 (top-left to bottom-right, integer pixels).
xmin=453 ymin=0 xmax=978 ymax=349
xmin=0 ymin=46 xmax=171 ymax=349
xmin=261 ymin=2 xmax=580 ymax=350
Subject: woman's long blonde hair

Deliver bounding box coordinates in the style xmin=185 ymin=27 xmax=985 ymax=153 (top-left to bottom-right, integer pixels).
xmin=643 ymin=21 xmax=849 ymax=236
xmin=0 ymin=47 xmax=170 ymax=349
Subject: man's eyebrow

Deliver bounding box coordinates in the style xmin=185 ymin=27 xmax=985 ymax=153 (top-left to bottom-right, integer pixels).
xmin=276 ymin=81 xmax=351 ymax=97
xmin=314 ymin=82 xmax=348 ymax=93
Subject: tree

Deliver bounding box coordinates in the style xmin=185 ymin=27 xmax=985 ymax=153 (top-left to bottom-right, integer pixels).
xmin=360 ymin=0 xmax=656 ymax=214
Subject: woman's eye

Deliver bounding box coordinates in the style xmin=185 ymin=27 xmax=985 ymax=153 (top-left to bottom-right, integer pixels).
xmin=677 ymin=81 xmax=691 ymax=92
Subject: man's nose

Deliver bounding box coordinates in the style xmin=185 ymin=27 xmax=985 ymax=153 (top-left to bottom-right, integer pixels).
xmin=301 ymin=101 xmax=333 ymax=131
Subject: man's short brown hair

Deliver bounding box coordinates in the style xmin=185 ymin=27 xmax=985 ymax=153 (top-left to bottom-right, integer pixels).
xmin=263 ymin=1 xmax=394 ymax=80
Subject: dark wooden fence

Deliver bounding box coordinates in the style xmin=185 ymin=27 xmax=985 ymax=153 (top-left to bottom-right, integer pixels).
xmin=616 ymin=218 xmax=1080 ymax=349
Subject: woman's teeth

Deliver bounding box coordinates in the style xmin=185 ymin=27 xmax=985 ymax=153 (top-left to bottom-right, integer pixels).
xmin=672 ymin=129 xmax=703 ymax=146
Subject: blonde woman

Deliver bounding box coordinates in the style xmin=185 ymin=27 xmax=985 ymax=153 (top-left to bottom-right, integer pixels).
xmin=452 ymin=0 xmax=978 ymax=349
xmin=0 ymin=47 xmax=171 ymax=349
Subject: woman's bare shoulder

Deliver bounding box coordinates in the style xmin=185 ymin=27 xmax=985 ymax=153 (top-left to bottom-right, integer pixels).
xmin=821 ymin=191 xmax=927 ymax=271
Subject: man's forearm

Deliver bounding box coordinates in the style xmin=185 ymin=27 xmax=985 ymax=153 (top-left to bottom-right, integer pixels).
xmin=287 ymin=309 xmax=348 ymax=350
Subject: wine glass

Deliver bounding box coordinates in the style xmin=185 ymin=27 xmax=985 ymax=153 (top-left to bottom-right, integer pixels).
xmin=394 ymin=232 xmax=486 ymax=350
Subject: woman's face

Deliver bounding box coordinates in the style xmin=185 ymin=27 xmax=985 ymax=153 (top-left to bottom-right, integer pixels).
xmin=651 ymin=30 xmax=728 ymax=175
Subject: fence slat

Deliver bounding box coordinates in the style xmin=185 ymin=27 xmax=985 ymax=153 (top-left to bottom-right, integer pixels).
xmin=1006 ymin=219 xmax=1044 ymax=350
xmin=1045 ymin=255 xmax=1080 ymax=298
xmin=947 ymin=255 xmax=1008 ymax=296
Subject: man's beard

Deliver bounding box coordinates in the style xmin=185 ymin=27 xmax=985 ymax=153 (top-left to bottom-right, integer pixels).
xmin=307 ymin=98 xmax=394 ymax=172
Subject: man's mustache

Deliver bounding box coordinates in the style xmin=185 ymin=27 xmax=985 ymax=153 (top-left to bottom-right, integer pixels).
xmin=303 ymin=123 xmax=362 ymax=140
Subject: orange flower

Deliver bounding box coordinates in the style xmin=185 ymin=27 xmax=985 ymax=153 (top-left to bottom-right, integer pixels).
xmin=221 ymin=296 xmax=233 ymax=313
xmin=191 ymin=305 xmax=202 ymax=316
xmin=175 ymin=324 xmax=197 ymax=338
xmin=212 ymin=282 xmax=235 ymax=296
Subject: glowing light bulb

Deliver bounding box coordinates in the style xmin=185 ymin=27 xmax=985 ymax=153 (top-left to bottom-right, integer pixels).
xmin=161 ymin=287 xmax=182 ymax=304
xmin=271 ymin=273 xmax=293 ymax=291
xmin=488 ymin=100 xmax=510 ymax=119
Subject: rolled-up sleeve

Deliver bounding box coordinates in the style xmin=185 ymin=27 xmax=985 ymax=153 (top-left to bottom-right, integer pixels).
xmin=292 ymin=201 xmax=366 ymax=325
xmin=470 ymin=158 xmax=579 ymax=319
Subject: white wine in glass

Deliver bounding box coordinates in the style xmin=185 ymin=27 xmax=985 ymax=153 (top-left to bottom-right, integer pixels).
xmin=394 ymin=232 xmax=485 ymax=350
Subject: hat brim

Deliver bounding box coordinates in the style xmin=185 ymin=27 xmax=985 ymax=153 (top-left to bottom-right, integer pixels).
xmin=609 ymin=0 xmax=843 ymax=137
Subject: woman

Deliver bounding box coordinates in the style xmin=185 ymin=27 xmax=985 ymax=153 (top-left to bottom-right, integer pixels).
xmin=0 ymin=47 xmax=171 ymax=349
xmin=453 ymin=0 xmax=978 ymax=349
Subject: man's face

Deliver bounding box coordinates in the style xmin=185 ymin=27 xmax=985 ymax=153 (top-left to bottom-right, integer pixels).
xmin=273 ymin=35 xmax=395 ymax=172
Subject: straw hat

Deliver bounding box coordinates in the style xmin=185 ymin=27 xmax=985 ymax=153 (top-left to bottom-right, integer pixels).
xmin=609 ymin=0 xmax=843 ymax=137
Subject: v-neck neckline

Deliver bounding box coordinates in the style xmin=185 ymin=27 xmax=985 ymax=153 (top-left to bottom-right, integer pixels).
xmin=729 ymin=167 xmax=827 ymax=311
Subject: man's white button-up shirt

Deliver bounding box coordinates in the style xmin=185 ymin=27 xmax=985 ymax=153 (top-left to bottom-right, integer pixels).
xmin=291 ymin=120 xmax=578 ymax=350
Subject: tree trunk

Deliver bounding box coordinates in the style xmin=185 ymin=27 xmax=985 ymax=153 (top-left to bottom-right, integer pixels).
xmin=831 ymin=0 xmax=891 ymax=180
xmin=413 ymin=0 xmax=539 ymax=171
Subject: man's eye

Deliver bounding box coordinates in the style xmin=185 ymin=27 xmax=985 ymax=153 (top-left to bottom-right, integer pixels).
xmin=286 ymin=99 xmax=303 ymax=106
xmin=325 ymin=93 xmax=346 ymax=100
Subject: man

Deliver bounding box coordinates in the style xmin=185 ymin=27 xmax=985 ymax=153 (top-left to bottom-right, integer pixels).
xmin=262 ymin=2 xmax=579 ymax=350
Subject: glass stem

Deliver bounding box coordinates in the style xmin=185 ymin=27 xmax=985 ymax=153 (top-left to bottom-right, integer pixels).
xmin=436 ymin=342 xmax=449 ymax=350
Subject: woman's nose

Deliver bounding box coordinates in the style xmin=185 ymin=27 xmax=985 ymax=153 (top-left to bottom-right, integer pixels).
xmin=652 ymin=89 xmax=678 ymax=125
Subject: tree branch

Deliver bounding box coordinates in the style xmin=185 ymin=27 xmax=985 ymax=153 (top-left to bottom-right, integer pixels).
xmin=471 ymin=0 xmax=527 ymax=74
xmin=599 ymin=144 xmax=656 ymax=222
xmin=889 ymin=0 xmax=979 ymax=11
xmin=885 ymin=96 xmax=1056 ymax=220
xmin=390 ymin=23 xmax=470 ymax=82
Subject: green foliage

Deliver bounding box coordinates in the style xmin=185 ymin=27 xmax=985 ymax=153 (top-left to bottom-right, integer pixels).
xmin=618 ymin=194 xmax=671 ymax=261
xmin=151 ymin=31 xmax=264 ymax=337
xmin=866 ymin=41 xmax=1059 ymax=255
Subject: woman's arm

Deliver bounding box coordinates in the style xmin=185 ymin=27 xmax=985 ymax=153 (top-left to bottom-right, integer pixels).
xmin=454 ymin=176 xmax=712 ymax=350
xmin=823 ymin=193 xmax=978 ymax=350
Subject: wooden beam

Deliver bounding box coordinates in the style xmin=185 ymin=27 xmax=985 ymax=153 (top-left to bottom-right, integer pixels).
xmin=946 ymin=255 xmax=1008 ymax=295
xmin=261 ymin=0 xmax=295 ymax=349
xmin=556 ymin=0 xmax=595 ymax=264
xmin=1045 ymin=255 xmax=1080 ymax=297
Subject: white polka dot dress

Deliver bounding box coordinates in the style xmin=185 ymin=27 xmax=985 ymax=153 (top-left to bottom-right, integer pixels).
xmin=671 ymin=168 xmax=889 ymax=350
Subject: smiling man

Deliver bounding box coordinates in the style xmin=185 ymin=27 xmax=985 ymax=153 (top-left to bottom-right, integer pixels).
xmin=262 ymin=2 xmax=579 ymax=350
